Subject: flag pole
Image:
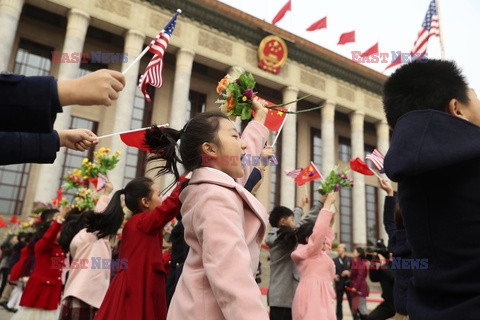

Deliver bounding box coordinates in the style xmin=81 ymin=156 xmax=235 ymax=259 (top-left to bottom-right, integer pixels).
xmin=122 ymin=45 xmax=152 ymax=76
xmin=122 ymin=9 xmax=182 ymax=76
xmin=97 ymin=123 xmax=169 ymax=139
xmin=436 ymin=0 xmax=446 ymax=59
xmin=271 ymin=107 xmax=290 ymax=147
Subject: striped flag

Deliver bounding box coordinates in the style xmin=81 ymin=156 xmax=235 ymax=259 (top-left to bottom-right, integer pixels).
xmin=366 ymin=149 xmax=385 ymax=173
xmin=284 ymin=168 xmax=302 ymax=179
xmin=410 ymin=0 xmax=439 ymax=58
xmin=138 ymin=10 xmax=180 ymax=102
xmin=384 ymin=0 xmax=439 ymax=71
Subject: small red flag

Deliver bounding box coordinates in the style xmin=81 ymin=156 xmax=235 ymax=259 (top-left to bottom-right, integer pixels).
xmin=384 ymin=54 xmax=402 ymax=72
xmin=272 ymin=0 xmax=291 ymax=25
xmin=350 ymin=157 xmax=374 ymax=176
xmin=120 ymin=129 xmax=156 ymax=152
xmin=338 ymin=31 xmax=355 ymax=45
xmin=306 ymin=17 xmax=327 ymax=31
xmin=251 ymin=95 xmax=287 ymax=132
xmin=361 ymin=42 xmax=379 ymax=58
xmin=294 ymin=162 xmax=323 ymax=186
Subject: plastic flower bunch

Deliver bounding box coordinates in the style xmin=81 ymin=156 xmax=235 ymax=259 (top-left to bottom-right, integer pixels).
xmin=63 ymin=168 xmax=87 ymax=190
xmin=81 ymin=148 xmax=121 ymax=178
xmin=216 ymin=70 xmax=256 ymax=120
xmin=73 ymin=187 xmax=99 ymax=211
xmin=317 ymin=167 xmax=354 ymax=195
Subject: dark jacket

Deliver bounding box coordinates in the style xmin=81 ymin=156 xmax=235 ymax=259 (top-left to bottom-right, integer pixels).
xmin=369 ymin=262 xmax=395 ymax=309
xmin=333 ymin=255 xmax=352 ymax=290
xmin=383 ymin=195 xmax=411 ymax=315
xmin=0 ymin=74 xmax=62 ymax=165
xmin=385 ymin=110 xmax=480 ymax=319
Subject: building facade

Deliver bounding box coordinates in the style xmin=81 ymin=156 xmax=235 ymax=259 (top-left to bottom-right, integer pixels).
xmin=0 ymin=0 xmax=390 ymax=249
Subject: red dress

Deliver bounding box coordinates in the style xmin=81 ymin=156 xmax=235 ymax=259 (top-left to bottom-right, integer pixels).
xmin=95 ymin=182 xmax=183 ymax=320
xmin=20 ymin=221 xmax=66 ymax=310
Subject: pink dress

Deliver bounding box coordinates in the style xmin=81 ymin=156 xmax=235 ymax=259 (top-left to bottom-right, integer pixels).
xmin=291 ymin=209 xmax=336 ymax=320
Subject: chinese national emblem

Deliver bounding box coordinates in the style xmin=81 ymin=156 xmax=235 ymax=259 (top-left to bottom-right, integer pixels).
xmin=258 ymin=35 xmax=288 ymax=74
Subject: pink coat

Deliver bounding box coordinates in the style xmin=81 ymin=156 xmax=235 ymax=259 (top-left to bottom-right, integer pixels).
xmin=167 ymin=120 xmax=270 ymax=320
xmin=291 ymin=209 xmax=336 ymax=320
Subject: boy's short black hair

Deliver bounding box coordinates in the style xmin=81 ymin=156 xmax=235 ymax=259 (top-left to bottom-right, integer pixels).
xmin=383 ymin=59 xmax=470 ymax=128
xmin=269 ymin=206 xmax=294 ymax=227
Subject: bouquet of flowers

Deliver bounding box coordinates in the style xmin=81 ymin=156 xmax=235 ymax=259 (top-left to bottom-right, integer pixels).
xmin=216 ymin=71 xmax=256 ymax=120
xmin=216 ymin=70 xmax=320 ymax=121
xmin=60 ymin=148 xmax=121 ymax=210
xmin=317 ymin=168 xmax=354 ymax=195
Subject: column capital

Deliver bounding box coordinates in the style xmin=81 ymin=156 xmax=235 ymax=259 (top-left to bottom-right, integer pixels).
xmin=177 ymin=47 xmax=196 ymax=58
xmin=68 ymin=8 xmax=90 ymax=22
xmin=282 ymin=86 xmax=299 ymax=95
xmin=125 ymin=29 xmax=146 ymax=41
xmin=325 ymin=100 xmax=336 ymax=107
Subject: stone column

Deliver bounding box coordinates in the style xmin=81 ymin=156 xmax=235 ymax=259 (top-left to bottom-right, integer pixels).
xmin=280 ymin=86 xmax=298 ymax=208
xmin=107 ymin=30 xmax=146 ymax=190
xmin=169 ymin=48 xmax=195 ymax=130
xmin=321 ymin=100 xmax=335 ymax=175
xmin=0 ymin=0 xmax=25 ymax=71
xmin=350 ymin=110 xmax=367 ymax=247
xmin=376 ymin=119 xmax=390 ymax=241
xmin=34 ymin=9 xmax=90 ymax=201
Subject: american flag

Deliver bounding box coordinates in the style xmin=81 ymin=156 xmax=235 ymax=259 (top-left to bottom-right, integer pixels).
xmin=138 ymin=10 xmax=181 ymax=102
xmin=284 ymin=168 xmax=302 ymax=179
xmin=365 ymin=149 xmax=385 ymax=173
xmin=384 ymin=0 xmax=439 ymax=71
xmin=410 ymin=0 xmax=439 ymax=58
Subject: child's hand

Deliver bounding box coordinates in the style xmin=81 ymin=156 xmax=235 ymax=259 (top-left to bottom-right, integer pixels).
xmin=260 ymin=146 xmax=274 ymax=158
xmin=251 ymin=98 xmax=268 ymax=124
xmin=104 ymin=182 xmax=114 ymax=195
xmin=378 ymin=178 xmax=394 ymax=196
xmin=324 ymin=192 xmax=336 ymax=209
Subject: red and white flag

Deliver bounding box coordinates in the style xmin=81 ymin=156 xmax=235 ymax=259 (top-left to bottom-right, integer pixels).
xmin=138 ymin=11 xmax=180 ymax=102
xmin=284 ymin=168 xmax=302 ymax=179
xmin=365 ymin=149 xmax=385 ymax=173
xmin=294 ymin=162 xmax=323 ymax=186
xmin=410 ymin=0 xmax=439 ymax=59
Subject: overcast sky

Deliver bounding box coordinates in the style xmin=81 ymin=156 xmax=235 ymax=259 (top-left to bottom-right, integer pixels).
xmin=218 ymin=0 xmax=479 ymax=93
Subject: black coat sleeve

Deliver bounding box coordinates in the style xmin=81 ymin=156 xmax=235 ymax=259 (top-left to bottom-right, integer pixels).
xmin=0 ymin=131 xmax=60 ymax=165
xmin=0 ymin=74 xmax=62 ymax=133
xmin=243 ymin=167 xmax=262 ymax=193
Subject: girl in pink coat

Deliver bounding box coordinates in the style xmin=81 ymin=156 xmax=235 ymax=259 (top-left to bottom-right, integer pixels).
xmin=144 ymin=99 xmax=270 ymax=320
xmin=291 ymin=192 xmax=336 ymax=320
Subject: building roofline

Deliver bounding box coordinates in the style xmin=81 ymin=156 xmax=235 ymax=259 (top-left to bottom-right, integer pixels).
xmin=146 ymin=0 xmax=386 ymax=95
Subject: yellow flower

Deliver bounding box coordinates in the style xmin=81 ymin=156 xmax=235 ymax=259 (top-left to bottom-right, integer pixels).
xmin=115 ymin=151 xmax=121 ymax=156
xmin=73 ymin=169 xmax=82 ymax=177
xmin=242 ymin=96 xmax=247 ymax=102
xmin=82 ymin=158 xmax=89 ymax=165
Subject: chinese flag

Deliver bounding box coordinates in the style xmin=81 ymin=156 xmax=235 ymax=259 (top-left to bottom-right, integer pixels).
xmin=361 ymin=42 xmax=379 ymax=58
xmin=306 ymin=17 xmax=327 ymax=31
xmin=338 ymin=31 xmax=355 ymax=45
xmin=265 ymin=107 xmax=287 ymax=132
xmin=350 ymin=157 xmax=374 ymax=176
xmin=294 ymin=162 xmax=323 ymax=186
xmin=251 ymin=95 xmax=287 ymax=132
xmin=272 ymin=0 xmax=291 ymax=25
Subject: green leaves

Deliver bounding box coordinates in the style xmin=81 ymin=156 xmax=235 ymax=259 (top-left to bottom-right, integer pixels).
xmin=317 ymin=167 xmax=354 ymax=195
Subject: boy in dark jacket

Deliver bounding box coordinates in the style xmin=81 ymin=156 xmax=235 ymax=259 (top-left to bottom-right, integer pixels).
xmin=383 ymin=59 xmax=480 ymax=319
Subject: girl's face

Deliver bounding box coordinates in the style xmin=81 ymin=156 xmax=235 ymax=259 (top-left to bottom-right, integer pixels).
xmin=204 ymin=118 xmax=247 ymax=179
xmin=353 ymin=249 xmax=359 ymax=257
xmin=143 ymin=184 xmax=163 ymax=212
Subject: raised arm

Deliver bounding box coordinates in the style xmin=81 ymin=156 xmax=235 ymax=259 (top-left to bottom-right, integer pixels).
xmin=195 ymin=189 xmax=269 ymax=320
xmin=136 ymin=178 xmax=186 ymax=236
xmin=305 ymin=192 xmax=335 ymax=257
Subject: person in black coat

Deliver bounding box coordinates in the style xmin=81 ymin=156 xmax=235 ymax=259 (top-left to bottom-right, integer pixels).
xmin=367 ymin=255 xmax=395 ymax=320
xmin=0 ymin=69 xmax=125 ymax=165
xmin=384 ymin=59 xmax=480 ymax=319
xmin=333 ymin=243 xmax=354 ymax=320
